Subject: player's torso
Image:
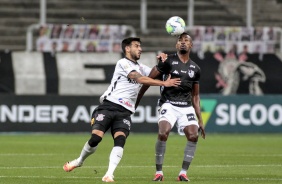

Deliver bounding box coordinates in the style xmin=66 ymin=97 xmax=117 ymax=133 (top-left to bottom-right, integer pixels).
xmin=160 ymin=54 xmax=200 ymax=107
xmin=112 ymin=62 xmax=143 ymax=94
xmin=101 ymin=58 xmax=149 ymax=112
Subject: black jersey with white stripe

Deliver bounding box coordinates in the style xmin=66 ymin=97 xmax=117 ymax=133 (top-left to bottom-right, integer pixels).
xmin=156 ymin=53 xmax=201 ymax=107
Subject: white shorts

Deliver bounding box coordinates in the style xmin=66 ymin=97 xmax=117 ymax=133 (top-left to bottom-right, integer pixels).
xmin=158 ymin=103 xmax=199 ymax=135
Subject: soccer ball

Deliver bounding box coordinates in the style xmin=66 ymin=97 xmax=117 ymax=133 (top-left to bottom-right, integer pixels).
xmin=165 ymin=16 xmax=186 ymax=36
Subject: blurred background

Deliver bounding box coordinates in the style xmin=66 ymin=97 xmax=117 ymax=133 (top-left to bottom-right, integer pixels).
xmin=0 ymin=0 xmax=281 ymax=133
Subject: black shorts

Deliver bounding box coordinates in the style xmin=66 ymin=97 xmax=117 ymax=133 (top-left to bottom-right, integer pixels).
xmin=90 ymin=100 xmax=132 ymax=137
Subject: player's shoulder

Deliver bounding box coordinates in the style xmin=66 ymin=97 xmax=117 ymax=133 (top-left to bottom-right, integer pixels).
xmin=166 ymin=53 xmax=179 ymax=64
xmin=167 ymin=53 xmax=178 ymax=59
xmin=189 ymin=59 xmax=200 ymax=69
xmin=117 ymin=57 xmax=128 ymax=64
xmin=139 ymin=62 xmax=150 ymax=68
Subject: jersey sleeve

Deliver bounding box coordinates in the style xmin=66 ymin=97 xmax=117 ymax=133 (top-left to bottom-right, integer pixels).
xmin=118 ymin=60 xmax=135 ymax=76
xmin=140 ymin=64 xmax=152 ymax=76
xmin=194 ymin=67 xmax=201 ymax=83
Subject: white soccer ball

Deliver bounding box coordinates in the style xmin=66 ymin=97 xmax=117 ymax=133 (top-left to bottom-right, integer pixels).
xmin=165 ymin=16 xmax=186 ymax=36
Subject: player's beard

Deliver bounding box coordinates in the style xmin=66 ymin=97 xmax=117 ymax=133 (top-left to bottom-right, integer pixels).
xmin=130 ymin=52 xmax=140 ymax=61
xmin=131 ymin=55 xmax=139 ymax=61
xmin=179 ymin=49 xmax=188 ymax=54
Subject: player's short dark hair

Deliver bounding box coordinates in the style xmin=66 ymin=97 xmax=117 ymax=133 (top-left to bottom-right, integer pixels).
xmin=121 ymin=37 xmax=141 ymax=53
xmin=178 ymin=32 xmax=189 ymax=38
xmin=178 ymin=32 xmax=193 ymax=42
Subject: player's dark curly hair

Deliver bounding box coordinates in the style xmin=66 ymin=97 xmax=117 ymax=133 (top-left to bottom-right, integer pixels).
xmin=121 ymin=37 xmax=141 ymax=53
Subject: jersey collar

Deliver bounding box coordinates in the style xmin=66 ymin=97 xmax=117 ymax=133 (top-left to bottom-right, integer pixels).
xmin=125 ymin=57 xmax=139 ymax=65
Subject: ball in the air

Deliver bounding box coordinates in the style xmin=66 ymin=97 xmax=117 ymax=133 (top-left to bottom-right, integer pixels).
xmin=165 ymin=16 xmax=186 ymax=36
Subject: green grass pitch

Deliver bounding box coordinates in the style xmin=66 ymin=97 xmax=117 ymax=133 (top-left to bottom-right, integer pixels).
xmin=0 ymin=133 xmax=281 ymax=184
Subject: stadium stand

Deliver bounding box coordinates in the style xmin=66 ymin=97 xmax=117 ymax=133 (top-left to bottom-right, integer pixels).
xmin=2 ymin=0 xmax=282 ymax=52
xmin=0 ymin=0 xmax=282 ymax=52
xmin=217 ymin=0 xmax=282 ymax=27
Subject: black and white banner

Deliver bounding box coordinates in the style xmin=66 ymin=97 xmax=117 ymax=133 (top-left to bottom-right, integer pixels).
xmin=0 ymin=51 xmax=158 ymax=95
xmin=1 ymin=51 xmax=282 ymax=95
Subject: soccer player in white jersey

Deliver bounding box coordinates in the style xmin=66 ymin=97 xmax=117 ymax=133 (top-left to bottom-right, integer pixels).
xmin=63 ymin=37 xmax=181 ymax=182
xmin=136 ymin=33 xmax=206 ymax=182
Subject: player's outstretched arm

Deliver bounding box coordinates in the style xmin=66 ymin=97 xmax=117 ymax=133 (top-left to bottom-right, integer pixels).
xmin=135 ymin=66 xmax=161 ymax=109
xmin=128 ymin=71 xmax=180 ymax=87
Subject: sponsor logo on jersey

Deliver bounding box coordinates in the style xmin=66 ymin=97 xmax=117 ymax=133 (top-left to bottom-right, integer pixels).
xmin=188 ymin=70 xmax=194 ymax=78
xmin=160 ymin=109 xmax=167 ymax=115
xmin=128 ymin=78 xmax=138 ymax=84
xmin=172 ymin=61 xmax=178 ymax=65
xmin=190 ymin=65 xmax=196 ymax=68
xmin=181 ymin=70 xmax=187 ymax=73
xmin=169 ymin=101 xmax=188 ymax=105
xmin=118 ymin=98 xmax=133 ymax=107
xmin=96 ymin=114 xmax=105 ymax=121
xmin=173 ymin=70 xmax=179 ymax=75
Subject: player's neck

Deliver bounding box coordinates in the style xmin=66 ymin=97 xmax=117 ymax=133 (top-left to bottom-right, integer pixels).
xmin=125 ymin=56 xmax=137 ymax=63
xmin=177 ymin=53 xmax=190 ymax=63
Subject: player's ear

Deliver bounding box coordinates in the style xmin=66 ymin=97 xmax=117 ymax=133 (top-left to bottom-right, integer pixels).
xmin=125 ymin=45 xmax=130 ymax=52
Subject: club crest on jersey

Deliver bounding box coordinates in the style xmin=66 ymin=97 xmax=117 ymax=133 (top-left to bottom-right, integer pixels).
xmin=188 ymin=70 xmax=194 ymax=78
xmin=96 ymin=114 xmax=105 ymax=121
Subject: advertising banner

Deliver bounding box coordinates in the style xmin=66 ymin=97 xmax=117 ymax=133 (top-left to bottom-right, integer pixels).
xmin=0 ymin=95 xmax=281 ymax=133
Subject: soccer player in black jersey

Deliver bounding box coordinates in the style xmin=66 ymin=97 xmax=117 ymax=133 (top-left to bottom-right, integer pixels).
xmin=136 ymin=32 xmax=206 ymax=182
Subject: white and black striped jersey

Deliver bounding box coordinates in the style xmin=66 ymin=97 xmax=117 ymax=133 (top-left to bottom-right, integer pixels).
xmin=100 ymin=57 xmax=151 ymax=113
xmin=156 ymin=53 xmax=201 ymax=107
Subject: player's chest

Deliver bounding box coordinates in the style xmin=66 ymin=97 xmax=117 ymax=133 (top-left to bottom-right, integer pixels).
xmin=169 ymin=63 xmax=196 ymax=80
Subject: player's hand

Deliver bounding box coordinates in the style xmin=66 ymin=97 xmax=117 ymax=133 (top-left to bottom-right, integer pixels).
xmin=164 ymin=74 xmax=181 ymax=87
xmin=157 ymin=53 xmax=168 ymax=62
xmin=198 ymin=122 xmax=206 ymax=139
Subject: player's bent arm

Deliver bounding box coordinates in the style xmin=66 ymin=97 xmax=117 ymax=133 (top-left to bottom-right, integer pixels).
xmin=128 ymin=70 xmax=179 ymax=87
xmin=135 ymin=67 xmax=161 ymax=109
xmin=138 ymin=66 xmax=161 ymax=94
